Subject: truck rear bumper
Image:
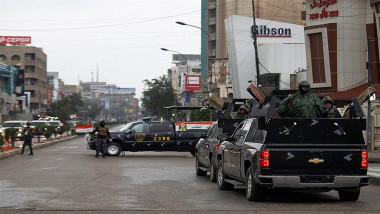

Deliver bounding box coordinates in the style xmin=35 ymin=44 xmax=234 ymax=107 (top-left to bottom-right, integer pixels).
xmin=258 ymin=175 xmax=369 ymax=188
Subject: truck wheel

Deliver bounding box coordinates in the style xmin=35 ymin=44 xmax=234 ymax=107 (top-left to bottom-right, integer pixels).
xmin=338 ymin=188 xmax=360 ymax=201
xmin=217 ymin=163 xmax=234 ymax=190
xmin=106 ymin=142 xmax=122 ymax=156
xmin=246 ymin=166 xmax=265 ymax=201
xmin=209 ymin=161 xmax=217 ymax=183
xmin=195 ymin=156 xmax=207 ymax=176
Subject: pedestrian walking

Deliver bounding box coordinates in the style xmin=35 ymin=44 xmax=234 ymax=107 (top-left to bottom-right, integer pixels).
xmin=21 ymin=122 xmax=34 ymax=155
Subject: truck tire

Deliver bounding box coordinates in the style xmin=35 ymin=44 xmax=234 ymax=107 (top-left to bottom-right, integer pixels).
xmin=106 ymin=142 xmax=122 ymax=156
xmin=246 ymin=166 xmax=265 ymax=201
xmin=209 ymin=160 xmax=217 ymax=183
xmin=338 ymin=188 xmax=360 ymax=201
xmin=195 ymin=156 xmax=207 ymax=176
xmin=217 ymin=163 xmax=234 ymax=190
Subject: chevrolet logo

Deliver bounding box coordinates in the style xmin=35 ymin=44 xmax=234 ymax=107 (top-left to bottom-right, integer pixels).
xmin=308 ymin=158 xmax=325 ymax=164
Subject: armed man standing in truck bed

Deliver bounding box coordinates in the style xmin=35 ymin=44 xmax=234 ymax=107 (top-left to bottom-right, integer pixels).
xmin=276 ymin=81 xmax=328 ymax=118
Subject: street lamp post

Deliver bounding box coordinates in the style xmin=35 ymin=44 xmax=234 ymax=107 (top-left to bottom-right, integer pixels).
xmin=161 ymin=48 xmax=190 ymax=106
xmin=176 ymin=21 xmax=213 ymax=101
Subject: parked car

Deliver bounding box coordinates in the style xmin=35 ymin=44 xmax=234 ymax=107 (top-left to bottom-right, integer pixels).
xmin=30 ymin=120 xmax=49 ymax=128
xmin=195 ymin=118 xmax=243 ymax=182
xmin=48 ymin=120 xmax=63 ymax=127
xmin=0 ymin=121 xmax=28 ymax=139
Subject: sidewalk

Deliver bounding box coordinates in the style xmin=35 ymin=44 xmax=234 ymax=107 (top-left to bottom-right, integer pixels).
xmin=369 ymin=150 xmax=380 ymax=163
xmin=0 ymin=135 xmax=81 ymax=160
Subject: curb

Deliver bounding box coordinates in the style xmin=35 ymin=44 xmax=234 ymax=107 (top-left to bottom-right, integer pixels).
xmin=0 ymin=135 xmax=82 ymax=160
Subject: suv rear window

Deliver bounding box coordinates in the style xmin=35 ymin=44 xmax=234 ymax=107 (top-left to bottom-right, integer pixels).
xmin=3 ymin=122 xmax=23 ymax=127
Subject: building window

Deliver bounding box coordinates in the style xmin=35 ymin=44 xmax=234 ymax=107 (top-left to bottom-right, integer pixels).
xmin=0 ymin=55 xmax=6 ymax=60
xmin=192 ymin=68 xmax=201 ymax=73
xmin=309 ymin=33 xmax=326 ymax=83
xmin=25 ymin=65 xmax=35 ymax=73
xmin=25 ymin=53 xmax=35 ymax=60
xmin=11 ymin=55 xmax=21 ymax=61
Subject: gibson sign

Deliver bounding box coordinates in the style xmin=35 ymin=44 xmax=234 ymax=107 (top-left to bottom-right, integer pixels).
xmin=251 ymin=25 xmax=292 ymax=38
xmin=0 ymin=36 xmax=31 ymax=44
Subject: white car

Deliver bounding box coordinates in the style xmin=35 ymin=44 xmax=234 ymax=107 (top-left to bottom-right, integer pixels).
xmin=30 ymin=120 xmax=49 ymax=129
xmin=48 ymin=120 xmax=63 ymax=126
xmin=0 ymin=120 xmax=28 ymax=139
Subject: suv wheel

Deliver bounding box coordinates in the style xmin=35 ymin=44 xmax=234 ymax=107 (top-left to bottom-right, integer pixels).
xmin=216 ymin=162 xmax=234 ymax=190
xmin=107 ymin=142 xmax=122 ymax=156
xmin=246 ymin=166 xmax=265 ymax=201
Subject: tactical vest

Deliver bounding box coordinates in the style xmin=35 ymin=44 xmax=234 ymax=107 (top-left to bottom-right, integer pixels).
xmin=98 ymin=126 xmax=108 ymax=137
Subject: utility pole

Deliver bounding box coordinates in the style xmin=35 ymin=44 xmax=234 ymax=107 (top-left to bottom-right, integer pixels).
xmin=251 ymin=0 xmax=261 ymax=87
xmin=367 ymin=37 xmax=373 ymax=151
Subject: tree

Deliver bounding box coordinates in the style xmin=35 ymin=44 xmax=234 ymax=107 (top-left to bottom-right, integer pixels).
xmin=50 ymin=93 xmax=84 ymax=121
xmin=141 ymin=75 xmax=179 ymax=118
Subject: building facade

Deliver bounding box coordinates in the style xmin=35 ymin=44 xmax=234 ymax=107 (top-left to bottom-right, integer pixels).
xmin=201 ymin=0 xmax=306 ymax=99
xmin=0 ymin=45 xmax=47 ymax=114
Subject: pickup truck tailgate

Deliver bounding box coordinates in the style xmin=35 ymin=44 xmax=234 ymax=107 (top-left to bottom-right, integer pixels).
xmin=263 ymin=118 xmax=367 ymax=175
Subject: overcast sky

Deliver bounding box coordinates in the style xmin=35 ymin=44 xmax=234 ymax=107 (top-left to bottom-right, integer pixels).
xmin=1 ymin=0 xmax=201 ymax=98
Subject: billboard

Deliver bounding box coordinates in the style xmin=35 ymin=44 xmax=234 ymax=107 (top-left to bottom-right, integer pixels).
xmin=185 ymin=75 xmax=201 ymax=91
xmin=0 ymin=36 xmax=31 ymax=44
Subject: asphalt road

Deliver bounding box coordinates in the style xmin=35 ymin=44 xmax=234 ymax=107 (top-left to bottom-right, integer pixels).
xmin=1 ymin=132 xmax=380 ymax=214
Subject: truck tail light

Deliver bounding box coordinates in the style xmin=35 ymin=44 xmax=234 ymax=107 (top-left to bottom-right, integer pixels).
xmin=361 ymin=150 xmax=368 ymax=168
xmin=260 ymin=150 xmax=270 ymax=168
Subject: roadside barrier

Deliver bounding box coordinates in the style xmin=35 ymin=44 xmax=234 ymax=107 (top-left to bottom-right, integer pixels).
xmin=7 ymin=136 xmax=13 ymax=151
xmin=2 ymin=136 xmax=8 ymax=151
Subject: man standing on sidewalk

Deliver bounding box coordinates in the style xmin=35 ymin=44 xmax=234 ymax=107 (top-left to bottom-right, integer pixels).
xmin=21 ymin=122 xmax=34 ymax=155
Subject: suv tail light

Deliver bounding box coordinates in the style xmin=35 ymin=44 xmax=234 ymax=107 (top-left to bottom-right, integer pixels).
xmin=216 ymin=144 xmax=221 ymax=153
xmin=361 ymin=150 xmax=368 ymax=168
xmin=259 ymin=150 xmax=270 ymax=168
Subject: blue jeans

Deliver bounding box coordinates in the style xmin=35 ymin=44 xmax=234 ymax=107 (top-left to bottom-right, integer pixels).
xmin=96 ymin=138 xmax=107 ymax=156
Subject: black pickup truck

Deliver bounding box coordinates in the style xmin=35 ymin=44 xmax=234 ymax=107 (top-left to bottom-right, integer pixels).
xmin=216 ymin=98 xmax=369 ymax=202
xmin=195 ymin=119 xmax=243 ymax=182
xmin=87 ymin=120 xmax=212 ymax=156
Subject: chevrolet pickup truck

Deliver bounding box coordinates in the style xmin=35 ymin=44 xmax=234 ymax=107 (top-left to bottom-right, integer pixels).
xmin=87 ymin=120 xmax=212 ymax=156
xmin=216 ymin=98 xmax=369 ymax=202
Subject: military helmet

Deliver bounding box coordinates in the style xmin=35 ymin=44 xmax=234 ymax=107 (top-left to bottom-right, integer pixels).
xmin=239 ymin=104 xmax=250 ymax=112
xmin=298 ymin=81 xmax=310 ymax=93
xmin=99 ymin=120 xmax=106 ymax=127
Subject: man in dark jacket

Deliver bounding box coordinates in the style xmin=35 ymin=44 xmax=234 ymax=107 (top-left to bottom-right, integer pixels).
xmin=276 ymin=81 xmax=328 ymax=118
xmin=91 ymin=120 xmax=111 ymax=158
xmin=322 ymin=96 xmax=342 ymax=118
xmin=21 ymin=122 xmax=34 ymax=155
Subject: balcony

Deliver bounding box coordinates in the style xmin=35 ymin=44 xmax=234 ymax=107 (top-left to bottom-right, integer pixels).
xmin=210 ymin=33 xmax=216 ymax=40
xmin=209 ymin=1 xmax=216 ymax=9
xmin=208 ymin=17 xmax=216 ymax=25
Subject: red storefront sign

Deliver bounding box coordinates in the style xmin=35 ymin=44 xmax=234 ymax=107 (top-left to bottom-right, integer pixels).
xmin=309 ymin=0 xmax=339 ymax=20
xmin=185 ymin=75 xmax=201 ymax=91
xmin=0 ymin=36 xmax=31 ymax=44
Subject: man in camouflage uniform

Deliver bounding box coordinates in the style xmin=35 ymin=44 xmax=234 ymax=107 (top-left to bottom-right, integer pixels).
xmin=91 ymin=120 xmax=111 ymax=158
xmin=276 ymin=81 xmax=327 ymax=118
xmin=230 ymin=103 xmax=250 ymax=119
xmin=322 ymin=96 xmax=342 ymax=118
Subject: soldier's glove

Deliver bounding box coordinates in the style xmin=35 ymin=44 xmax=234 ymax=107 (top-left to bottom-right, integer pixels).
xmin=109 ymin=139 xmax=112 ymax=142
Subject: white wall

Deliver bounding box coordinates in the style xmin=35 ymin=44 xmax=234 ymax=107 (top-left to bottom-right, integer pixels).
xmin=225 ymin=15 xmax=306 ymax=98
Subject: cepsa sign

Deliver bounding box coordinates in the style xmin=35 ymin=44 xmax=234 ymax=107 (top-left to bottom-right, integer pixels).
xmin=0 ymin=36 xmax=31 ymax=44
xmin=185 ymin=75 xmax=201 ymax=91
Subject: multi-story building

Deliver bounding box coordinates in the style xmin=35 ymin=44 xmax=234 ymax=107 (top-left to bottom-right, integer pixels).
xmin=0 ymin=45 xmax=47 ymax=114
xmin=47 ymin=72 xmax=61 ymax=105
xmin=200 ymin=0 xmax=306 ymax=98
xmin=167 ymin=54 xmax=203 ymax=106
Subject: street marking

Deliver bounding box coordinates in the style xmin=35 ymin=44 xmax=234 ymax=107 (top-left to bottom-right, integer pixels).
xmin=368 ymin=172 xmax=380 ymax=178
